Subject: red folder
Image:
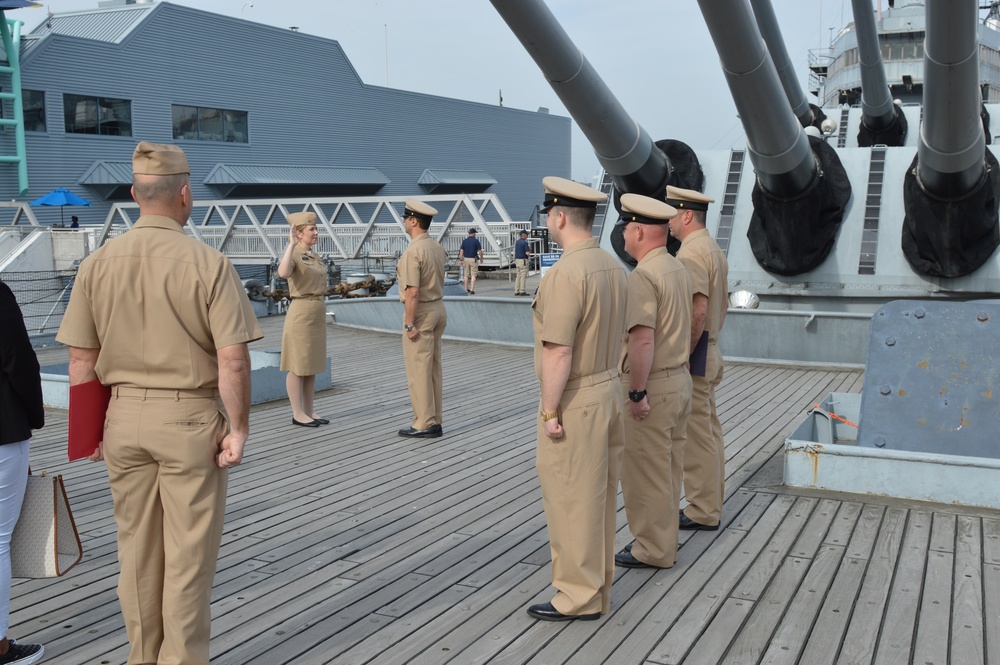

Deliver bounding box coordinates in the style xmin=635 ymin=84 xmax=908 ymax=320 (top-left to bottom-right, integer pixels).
xmin=68 ymin=380 xmax=111 ymax=461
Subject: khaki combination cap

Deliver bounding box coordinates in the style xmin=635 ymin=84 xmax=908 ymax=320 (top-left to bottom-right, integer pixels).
xmin=132 ymin=141 xmax=190 ymax=176
xmin=539 ymin=176 xmax=606 ymax=213
xmin=286 ymin=211 xmax=317 ymax=227
xmin=404 ymin=198 xmax=438 ymax=222
xmin=615 ymin=193 xmax=678 ymax=226
xmin=664 ymin=185 xmax=714 ymax=212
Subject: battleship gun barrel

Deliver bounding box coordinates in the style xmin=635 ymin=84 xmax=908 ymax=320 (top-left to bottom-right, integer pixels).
xmin=748 ymin=0 xmax=813 ymax=128
xmin=901 ymin=0 xmax=999 ymax=278
xmin=698 ymin=0 xmax=851 ymax=276
xmin=917 ymin=0 xmax=985 ymax=196
xmin=698 ymin=0 xmax=816 ymax=198
xmin=488 ymin=0 xmax=670 ymax=196
xmin=851 ymin=0 xmax=896 ymax=130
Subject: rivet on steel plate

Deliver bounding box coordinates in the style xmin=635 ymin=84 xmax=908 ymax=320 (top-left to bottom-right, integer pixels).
xmin=914 ymin=308 xmax=925 ymax=319
xmin=874 ymin=436 xmax=886 ymax=448
xmin=885 ymin=337 xmax=896 ymax=346
xmin=879 ymin=384 xmax=891 ymax=395
xmin=977 ymin=312 xmax=989 ymax=322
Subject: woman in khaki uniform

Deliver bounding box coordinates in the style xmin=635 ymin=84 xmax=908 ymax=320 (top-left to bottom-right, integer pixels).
xmin=278 ymin=211 xmax=330 ymax=427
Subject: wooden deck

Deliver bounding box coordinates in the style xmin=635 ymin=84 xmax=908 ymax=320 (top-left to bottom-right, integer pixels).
xmin=15 ymin=316 xmax=1000 ymax=664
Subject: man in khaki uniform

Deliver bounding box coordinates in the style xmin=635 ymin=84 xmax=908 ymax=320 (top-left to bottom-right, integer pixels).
xmin=397 ymin=198 xmax=447 ymax=438
xmin=614 ymin=194 xmax=693 ymax=570
xmin=56 ymin=142 xmax=262 ymax=665
xmin=666 ymin=185 xmax=729 ymax=531
xmin=528 ymin=176 xmax=627 ymax=622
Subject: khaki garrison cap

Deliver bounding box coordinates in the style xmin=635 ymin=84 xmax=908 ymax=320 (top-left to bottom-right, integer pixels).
xmin=286 ymin=211 xmax=317 ymax=227
xmin=404 ymin=198 xmax=438 ymax=222
xmin=132 ymin=141 xmax=190 ymax=175
xmin=615 ymin=193 xmax=678 ymax=226
xmin=664 ymin=185 xmax=714 ymax=212
xmin=540 ymin=176 xmax=606 ymax=213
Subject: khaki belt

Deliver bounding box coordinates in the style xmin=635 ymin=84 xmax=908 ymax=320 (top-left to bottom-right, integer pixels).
xmin=112 ymin=386 xmax=218 ymax=400
xmin=564 ymin=368 xmax=618 ymax=391
xmin=293 ymin=295 xmax=324 ymax=301
xmin=647 ymin=365 xmax=688 ymax=380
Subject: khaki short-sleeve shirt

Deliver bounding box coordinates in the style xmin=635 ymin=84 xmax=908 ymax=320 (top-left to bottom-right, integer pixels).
xmin=677 ymin=229 xmax=729 ymax=342
xmin=396 ymin=233 xmax=446 ymax=303
xmin=621 ymin=246 xmax=693 ymax=375
xmin=56 ymin=215 xmax=263 ymax=389
xmin=287 ymin=245 xmax=328 ymax=298
xmin=531 ymin=238 xmax=628 ymax=381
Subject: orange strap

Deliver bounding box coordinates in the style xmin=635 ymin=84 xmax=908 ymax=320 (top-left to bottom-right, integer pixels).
xmin=811 ymin=404 xmax=859 ymax=428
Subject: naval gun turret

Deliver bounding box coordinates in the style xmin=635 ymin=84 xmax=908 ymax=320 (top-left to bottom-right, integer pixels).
xmin=698 ymin=0 xmax=853 ymax=276
xmin=902 ymin=0 xmax=1000 ymax=278
xmin=850 ymin=0 xmax=908 ymax=146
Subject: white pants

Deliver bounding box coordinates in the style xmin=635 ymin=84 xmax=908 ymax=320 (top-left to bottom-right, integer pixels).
xmin=0 ymin=439 xmax=30 ymax=638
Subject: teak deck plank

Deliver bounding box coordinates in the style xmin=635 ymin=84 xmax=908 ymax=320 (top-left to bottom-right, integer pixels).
xmin=12 ymin=317 xmax=998 ymax=664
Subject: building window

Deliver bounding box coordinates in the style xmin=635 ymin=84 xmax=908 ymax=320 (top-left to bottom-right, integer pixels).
xmin=172 ymin=104 xmax=248 ymax=143
xmin=63 ymin=94 xmax=132 ymax=136
xmin=23 ymin=89 xmax=45 ymax=132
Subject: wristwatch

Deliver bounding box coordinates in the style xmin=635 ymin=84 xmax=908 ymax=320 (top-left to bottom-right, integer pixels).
xmin=541 ymin=409 xmax=559 ymax=421
xmin=628 ymin=389 xmax=647 ymax=403
xmin=404 ymin=324 xmax=415 ymax=332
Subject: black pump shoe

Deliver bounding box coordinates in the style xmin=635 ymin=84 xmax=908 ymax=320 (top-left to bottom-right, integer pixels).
xmin=292 ymin=418 xmax=320 ymax=428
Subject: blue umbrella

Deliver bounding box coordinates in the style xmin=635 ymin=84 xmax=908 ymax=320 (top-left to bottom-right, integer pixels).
xmin=0 ymin=2 xmax=43 ymax=8
xmin=31 ymin=187 xmax=92 ymax=226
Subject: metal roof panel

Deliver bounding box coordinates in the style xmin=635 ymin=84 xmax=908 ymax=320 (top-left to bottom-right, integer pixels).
xmin=78 ymin=160 xmax=133 ymax=186
xmin=28 ymin=5 xmax=153 ymax=43
xmin=204 ymin=164 xmax=391 ymax=186
xmin=418 ymin=169 xmax=497 ymax=185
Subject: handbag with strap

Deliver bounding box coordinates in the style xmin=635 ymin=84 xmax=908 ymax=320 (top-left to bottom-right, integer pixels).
xmin=10 ymin=471 xmax=83 ymax=578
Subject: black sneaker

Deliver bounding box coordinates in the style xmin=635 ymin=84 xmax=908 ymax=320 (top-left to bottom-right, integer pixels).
xmin=0 ymin=640 xmax=44 ymax=664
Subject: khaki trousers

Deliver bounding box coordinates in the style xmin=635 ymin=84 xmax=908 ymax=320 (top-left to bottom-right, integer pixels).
xmin=682 ymin=343 xmax=725 ymax=525
xmin=402 ymin=300 xmax=447 ymax=429
xmin=462 ymin=258 xmax=479 ymax=283
xmin=536 ymin=372 xmax=624 ymax=615
xmin=103 ymin=389 xmax=229 ymax=665
xmin=621 ymin=369 xmax=692 ymax=567
xmin=514 ymin=258 xmax=528 ymax=293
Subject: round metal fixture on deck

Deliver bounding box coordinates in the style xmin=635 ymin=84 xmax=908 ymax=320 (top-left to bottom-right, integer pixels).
xmin=729 ymin=290 xmax=760 ymax=309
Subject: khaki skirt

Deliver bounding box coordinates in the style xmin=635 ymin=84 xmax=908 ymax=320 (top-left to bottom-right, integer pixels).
xmin=280 ymin=298 xmax=327 ymax=375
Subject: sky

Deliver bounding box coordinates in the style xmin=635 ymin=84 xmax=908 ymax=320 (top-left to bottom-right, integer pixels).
xmin=10 ymin=0 xmax=864 ymax=181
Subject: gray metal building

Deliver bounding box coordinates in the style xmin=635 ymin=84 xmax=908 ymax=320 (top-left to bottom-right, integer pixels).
xmin=0 ymin=1 xmax=570 ymax=225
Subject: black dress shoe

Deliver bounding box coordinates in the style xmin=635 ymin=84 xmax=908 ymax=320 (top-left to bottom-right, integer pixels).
xmin=679 ymin=512 xmax=719 ymax=531
xmin=292 ymin=418 xmax=320 ymax=428
xmin=398 ymin=424 xmax=443 ymax=438
xmin=311 ymin=418 xmax=330 ymax=425
xmin=623 ymin=541 xmax=633 ymax=552
xmin=526 ymin=602 xmax=600 ymax=622
xmin=615 ymin=549 xmax=668 ymax=569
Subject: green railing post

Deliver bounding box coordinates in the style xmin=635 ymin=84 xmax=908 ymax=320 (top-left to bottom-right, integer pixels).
xmin=0 ymin=11 xmax=27 ymax=195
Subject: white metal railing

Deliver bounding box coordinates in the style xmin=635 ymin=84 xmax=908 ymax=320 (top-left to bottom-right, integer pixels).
xmin=0 ymin=201 xmax=41 ymax=226
xmin=98 ymin=193 xmax=531 ymax=266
